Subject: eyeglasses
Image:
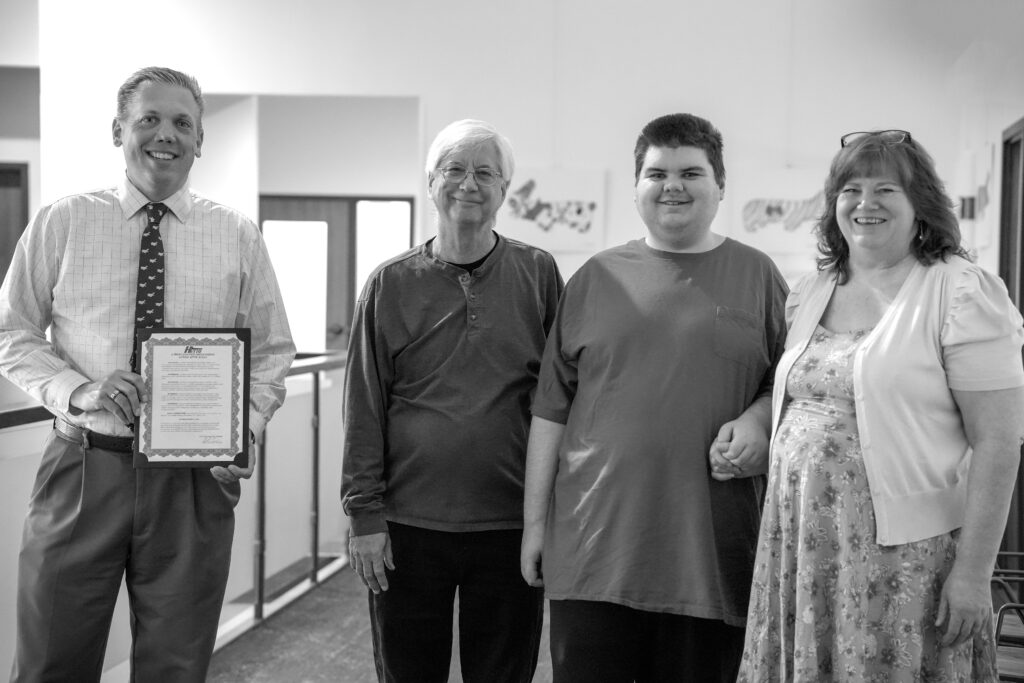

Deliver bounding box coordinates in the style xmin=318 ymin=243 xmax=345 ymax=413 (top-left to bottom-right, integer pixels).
xmin=438 ymin=165 xmax=503 ymax=187
xmin=840 ymin=129 xmax=912 ymax=148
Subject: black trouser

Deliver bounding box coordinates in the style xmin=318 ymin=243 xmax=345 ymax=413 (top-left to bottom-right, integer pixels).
xmin=549 ymin=598 xmax=746 ymax=683
xmin=368 ymin=523 xmax=544 ymax=683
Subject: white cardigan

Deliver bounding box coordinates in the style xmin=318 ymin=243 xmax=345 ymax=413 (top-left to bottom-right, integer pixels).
xmin=772 ymin=257 xmax=1024 ymax=545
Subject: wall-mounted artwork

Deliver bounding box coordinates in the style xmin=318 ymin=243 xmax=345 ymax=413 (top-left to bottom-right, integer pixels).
xmin=498 ymin=167 xmax=605 ymax=252
xmin=727 ymin=165 xmax=824 ymax=253
xmin=742 ymin=190 xmax=824 ymax=238
xmin=726 ymin=165 xmax=827 ymax=285
xmin=956 ymin=143 xmax=995 ymax=252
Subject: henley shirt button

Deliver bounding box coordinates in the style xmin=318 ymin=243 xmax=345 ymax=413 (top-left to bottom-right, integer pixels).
xmin=470 ymin=314 xmax=477 ymax=321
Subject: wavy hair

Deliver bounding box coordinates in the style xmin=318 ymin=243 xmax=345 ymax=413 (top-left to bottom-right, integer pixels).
xmin=816 ymin=131 xmax=967 ymax=282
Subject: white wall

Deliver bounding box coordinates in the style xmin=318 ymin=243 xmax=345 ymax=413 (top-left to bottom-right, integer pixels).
xmin=32 ymin=0 xmax=1024 ymax=280
xmin=191 ymin=95 xmax=260 ymax=221
xmin=0 ymin=0 xmax=37 ymax=67
xmin=0 ymin=422 xmax=51 ymax=676
xmin=258 ymin=95 xmax=421 ymax=198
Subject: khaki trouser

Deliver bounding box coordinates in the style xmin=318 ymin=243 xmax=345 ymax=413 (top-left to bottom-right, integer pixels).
xmin=11 ymin=428 xmax=238 ymax=683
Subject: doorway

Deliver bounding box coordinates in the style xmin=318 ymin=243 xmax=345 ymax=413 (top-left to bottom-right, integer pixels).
xmin=259 ymin=195 xmax=414 ymax=352
xmin=0 ymin=163 xmax=29 ymax=285
xmin=998 ymin=115 xmax=1024 ymax=552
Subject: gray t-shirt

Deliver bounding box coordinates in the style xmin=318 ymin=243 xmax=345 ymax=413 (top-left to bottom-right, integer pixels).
xmin=532 ymin=237 xmax=787 ymax=626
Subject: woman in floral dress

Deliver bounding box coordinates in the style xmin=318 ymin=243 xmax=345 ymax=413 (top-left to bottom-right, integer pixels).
xmin=725 ymin=131 xmax=1024 ymax=682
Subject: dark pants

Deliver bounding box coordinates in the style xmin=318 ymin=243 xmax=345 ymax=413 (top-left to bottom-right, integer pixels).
xmin=368 ymin=522 xmax=544 ymax=683
xmin=11 ymin=429 xmax=238 ymax=683
xmin=549 ymin=599 xmax=746 ymax=683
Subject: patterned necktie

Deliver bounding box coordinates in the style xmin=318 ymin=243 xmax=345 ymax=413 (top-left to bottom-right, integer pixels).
xmin=130 ymin=202 xmax=167 ymax=371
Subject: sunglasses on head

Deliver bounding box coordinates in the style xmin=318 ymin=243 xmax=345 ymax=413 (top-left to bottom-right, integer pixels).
xmin=840 ymin=130 xmax=912 ymax=148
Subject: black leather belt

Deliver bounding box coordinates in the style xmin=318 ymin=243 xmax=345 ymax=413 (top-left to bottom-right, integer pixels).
xmin=53 ymin=418 xmax=135 ymax=453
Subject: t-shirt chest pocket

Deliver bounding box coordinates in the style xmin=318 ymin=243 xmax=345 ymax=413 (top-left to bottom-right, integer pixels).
xmin=713 ymin=305 xmax=766 ymax=367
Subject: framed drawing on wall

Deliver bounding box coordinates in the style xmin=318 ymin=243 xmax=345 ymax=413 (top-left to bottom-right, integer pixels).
xmin=498 ymin=167 xmax=605 ymax=253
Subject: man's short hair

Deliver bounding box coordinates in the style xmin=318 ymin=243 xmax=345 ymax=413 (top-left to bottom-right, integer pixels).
xmin=116 ymin=66 xmax=205 ymax=132
xmin=424 ymin=119 xmax=515 ymax=182
xmin=633 ymin=113 xmax=725 ymax=188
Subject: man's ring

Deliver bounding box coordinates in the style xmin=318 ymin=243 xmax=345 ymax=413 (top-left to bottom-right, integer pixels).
xmin=109 ymin=390 xmax=120 ymax=400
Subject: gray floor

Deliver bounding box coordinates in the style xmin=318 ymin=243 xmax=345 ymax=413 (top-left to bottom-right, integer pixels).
xmin=208 ymin=568 xmax=553 ymax=682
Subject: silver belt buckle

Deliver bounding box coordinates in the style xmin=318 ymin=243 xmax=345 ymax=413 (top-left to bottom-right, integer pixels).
xmin=58 ymin=418 xmax=91 ymax=449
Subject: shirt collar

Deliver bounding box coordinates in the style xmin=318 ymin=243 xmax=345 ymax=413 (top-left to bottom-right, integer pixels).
xmin=116 ymin=175 xmax=194 ymax=222
xmin=425 ymin=231 xmax=504 ymax=272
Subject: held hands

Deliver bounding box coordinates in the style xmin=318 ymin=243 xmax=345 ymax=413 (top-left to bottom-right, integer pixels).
xmin=709 ymin=416 xmax=769 ymax=481
xmin=349 ymin=531 xmax=394 ymax=594
xmin=936 ymin=569 xmax=993 ymax=649
xmin=520 ymin=525 xmax=545 ymax=588
xmin=69 ymin=370 xmax=147 ymax=427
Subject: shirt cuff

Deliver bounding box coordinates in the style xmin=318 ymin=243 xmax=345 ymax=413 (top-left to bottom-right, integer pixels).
xmin=249 ymin=409 xmax=267 ymax=439
xmin=50 ymin=369 xmax=92 ymax=412
xmin=530 ymin=404 xmax=569 ymax=425
xmin=350 ymin=512 xmax=388 ymax=536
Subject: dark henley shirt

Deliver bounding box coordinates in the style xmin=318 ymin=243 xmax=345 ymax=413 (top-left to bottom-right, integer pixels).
xmin=342 ymin=233 xmax=563 ymax=535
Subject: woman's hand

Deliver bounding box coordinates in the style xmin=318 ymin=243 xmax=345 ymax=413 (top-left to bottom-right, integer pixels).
xmin=943 ymin=387 xmax=1024 ymax=648
xmin=936 ymin=568 xmax=993 ymax=648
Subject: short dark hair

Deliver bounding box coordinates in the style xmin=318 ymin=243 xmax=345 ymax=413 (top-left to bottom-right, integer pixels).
xmin=633 ymin=113 xmax=725 ymax=187
xmin=815 ymin=131 xmax=967 ymax=282
xmin=116 ymin=66 xmax=204 ymax=132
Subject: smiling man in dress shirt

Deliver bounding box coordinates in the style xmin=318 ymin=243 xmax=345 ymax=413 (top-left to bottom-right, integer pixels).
xmin=0 ymin=66 xmax=295 ymax=683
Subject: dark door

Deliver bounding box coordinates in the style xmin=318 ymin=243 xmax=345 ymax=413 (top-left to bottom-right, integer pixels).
xmin=259 ymin=196 xmax=414 ymax=352
xmin=0 ymin=163 xmax=29 ymax=285
xmin=999 ymin=116 xmax=1024 ymax=552
xmin=260 ymin=196 xmax=355 ymax=351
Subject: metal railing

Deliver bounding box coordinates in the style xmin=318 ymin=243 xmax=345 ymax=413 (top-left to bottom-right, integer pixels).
xmin=252 ymin=352 xmax=346 ymax=620
xmin=0 ymin=352 xmax=348 ymax=640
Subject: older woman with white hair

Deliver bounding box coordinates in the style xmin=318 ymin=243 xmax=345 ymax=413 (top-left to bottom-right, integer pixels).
xmin=342 ymin=119 xmax=563 ymax=682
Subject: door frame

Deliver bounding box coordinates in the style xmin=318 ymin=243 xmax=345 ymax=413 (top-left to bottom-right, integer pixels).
xmin=0 ymin=162 xmax=29 ymax=227
xmin=999 ymin=116 xmax=1024 ymax=306
xmin=998 ymin=115 xmax=1024 ymax=552
xmin=258 ymin=194 xmax=415 ymax=350
xmin=0 ymin=162 xmax=30 ymax=284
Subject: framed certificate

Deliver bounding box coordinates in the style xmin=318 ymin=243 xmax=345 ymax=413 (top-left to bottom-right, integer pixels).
xmin=134 ymin=328 xmax=250 ymax=468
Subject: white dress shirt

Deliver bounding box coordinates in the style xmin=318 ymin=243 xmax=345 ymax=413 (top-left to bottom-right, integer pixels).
xmin=0 ymin=177 xmax=295 ymax=437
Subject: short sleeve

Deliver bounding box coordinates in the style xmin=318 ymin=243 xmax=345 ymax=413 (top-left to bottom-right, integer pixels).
xmin=530 ymin=270 xmax=582 ymax=424
xmin=784 ymin=272 xmax=817 ymax=330
xmin=942 ymin=265 xmax=1024 ymax=391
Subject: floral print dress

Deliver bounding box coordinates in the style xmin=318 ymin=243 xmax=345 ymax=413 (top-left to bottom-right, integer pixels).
xmin=738 ymin=326 xmax=997 ymax=682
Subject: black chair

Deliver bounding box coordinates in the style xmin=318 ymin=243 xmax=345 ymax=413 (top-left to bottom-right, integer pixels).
xmin=993 ymin=553 xmax=1024 ymax=681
